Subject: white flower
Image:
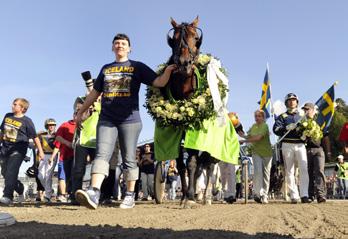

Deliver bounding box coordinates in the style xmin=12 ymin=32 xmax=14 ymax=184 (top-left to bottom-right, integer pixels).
xmin=197 ymin=96 xmax=205 ymax=105
xmin=172 ymin=112 xmax=180 ymax=119
xmin=155 ymin=107 xmax=162 ymax=113
xmin=197 ymin=54 xmax=211 ymax=65
xmin=165 ymin=103 xmax=172 ymax=111
xmin=186 ymin=108 xmax=195 ymax=117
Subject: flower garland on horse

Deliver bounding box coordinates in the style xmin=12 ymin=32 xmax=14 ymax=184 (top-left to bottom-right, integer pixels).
xmin=145 ymin=54 xmax=228 ymax=130
xmin=145 ymin=53 xmax=239 ymax=164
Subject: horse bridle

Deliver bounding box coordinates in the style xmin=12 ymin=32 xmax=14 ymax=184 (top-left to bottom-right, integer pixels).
xmin=167 ymin=23 xmax=203 ymax=66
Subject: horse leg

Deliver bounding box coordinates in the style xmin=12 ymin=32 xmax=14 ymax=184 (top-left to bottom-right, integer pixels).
xmin=194 ymin=159 xmax=205 ymax=201
xmin=176 ymin=149 xmax=187 ymax=204
xmin=202 ymin=154 xmax=218 ymax=205
xmin=186 ymin=149 xmax=199 ymax=201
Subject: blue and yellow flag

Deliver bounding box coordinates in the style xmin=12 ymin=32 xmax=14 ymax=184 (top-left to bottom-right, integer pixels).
xmin=259 ymin=66 xmax=271 ymax=119
xmin=315 ymin=82 xmax=337 ymax=132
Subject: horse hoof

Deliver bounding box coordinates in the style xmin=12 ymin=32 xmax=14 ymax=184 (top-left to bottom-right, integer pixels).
xmin=203 ymin=199 xmax=212 ymax=206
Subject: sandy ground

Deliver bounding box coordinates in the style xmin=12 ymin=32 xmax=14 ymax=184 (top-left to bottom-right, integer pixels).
xmin=0 ymin=200 xmax=347 ymax=239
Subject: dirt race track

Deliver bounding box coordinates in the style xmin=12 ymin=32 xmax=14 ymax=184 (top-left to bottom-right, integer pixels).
xmin=0 ymin=200 xmax=347 ymax=239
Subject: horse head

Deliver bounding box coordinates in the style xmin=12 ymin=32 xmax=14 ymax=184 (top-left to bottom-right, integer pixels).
xmin=167 ymin=16 xmax=203 ymax=76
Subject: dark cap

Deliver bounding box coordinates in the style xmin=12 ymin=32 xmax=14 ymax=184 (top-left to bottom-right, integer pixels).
xmin=302 ymin=102 xmax=315 ymax=110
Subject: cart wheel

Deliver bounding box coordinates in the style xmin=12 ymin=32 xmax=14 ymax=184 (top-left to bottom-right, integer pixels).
xmin=154 ymin=162 xmax=166 ymax=204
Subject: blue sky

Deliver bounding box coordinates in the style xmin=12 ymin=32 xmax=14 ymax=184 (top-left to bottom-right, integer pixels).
xmin=1 ymin=0 xmax=347 ymax=144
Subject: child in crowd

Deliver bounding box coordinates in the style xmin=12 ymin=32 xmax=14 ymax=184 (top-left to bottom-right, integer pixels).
xmin=0 ymin=98 xmax=44 ymax=205
xmin=48 ymin=108 xmax=78 ymax=202
xmin=37 ymin=118 xmax=57 ymax=202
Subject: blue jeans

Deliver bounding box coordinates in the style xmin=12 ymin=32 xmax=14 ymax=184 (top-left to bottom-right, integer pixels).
xmin=141 ymin=172 xmax=154 ymax=198
xmin=92 ymin=119 xmax=142 ymax=181
xmin=0 ymin=151 xmax=25 ymax=199
xmin=337 ymin=178 xmax=347 ymax=198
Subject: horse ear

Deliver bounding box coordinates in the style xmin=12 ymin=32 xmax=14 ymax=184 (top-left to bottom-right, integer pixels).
xmin=192 ymin=16 xmax=199 ymax=28
xmin=170 ymin=17 xmax=178 ymax=28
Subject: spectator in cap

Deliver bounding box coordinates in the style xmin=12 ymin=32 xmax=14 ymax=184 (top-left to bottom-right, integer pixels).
xmin=273 ymin=93 xmax=310 ymax=203
xmin=302 ymin=102 xmax=330 ymax=203
xmin=334 ymin=155 xmax=348 ymax=199
xmin=36 ymin=118 xmax=57 ymax=202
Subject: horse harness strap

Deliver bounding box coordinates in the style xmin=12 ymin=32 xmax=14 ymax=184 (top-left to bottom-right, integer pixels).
xmin=167 ymin=24 xmax=203 ymax=66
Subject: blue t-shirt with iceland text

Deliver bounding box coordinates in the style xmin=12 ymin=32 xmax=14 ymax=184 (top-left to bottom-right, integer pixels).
xmin=0 ymin=113 xmax=37 ymax=155
xmin=94 ymin=60 xmax=157 ymax=124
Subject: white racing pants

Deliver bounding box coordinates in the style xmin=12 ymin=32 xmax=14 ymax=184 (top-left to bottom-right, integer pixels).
xmin=282 ymin=142 xmax=309 ymax=199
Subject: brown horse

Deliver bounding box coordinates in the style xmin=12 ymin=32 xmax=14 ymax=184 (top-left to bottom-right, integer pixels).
xmin=163 ymin=17 xmax=216 ymax=206
xmin=164 ymin=16 xmax=202 ymax=100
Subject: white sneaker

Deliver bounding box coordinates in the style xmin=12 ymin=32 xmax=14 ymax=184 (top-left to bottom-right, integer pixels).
xmin=57 ymin=195 xmax=68 ymax=203
xmin=0 ymin=197 xmax=13 ymax=206
xmin=75 ymin=189 xmax=99 ymax=210
xmin=261 ymin=195 xmax=269 ymax=204
xmin=120 ymin=195 xmax=135 ymax=209
xmin=16 ymin=195 xmax=25 ymax=203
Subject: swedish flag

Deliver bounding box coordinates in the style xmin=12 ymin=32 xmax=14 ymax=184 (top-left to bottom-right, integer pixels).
xmin=259 ymin=66 xmax=271 ymax=119
xmin=315 ymin=82 xmax=337 ymax=132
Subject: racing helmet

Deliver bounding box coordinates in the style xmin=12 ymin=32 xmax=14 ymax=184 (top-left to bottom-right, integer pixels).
xmin=284 ymin=93 xmax=299 ymax=104
xmin=44 ymin=118 xmax=56 ymax=130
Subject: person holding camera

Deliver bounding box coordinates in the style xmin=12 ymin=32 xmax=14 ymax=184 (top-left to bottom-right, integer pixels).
xmin=166 ymin=160 xmax=178 ymax=200
xmin=140 ymin=144 xmax=154 ymax=201
xmin=75 ymin=33 xmax=176 ymax=209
